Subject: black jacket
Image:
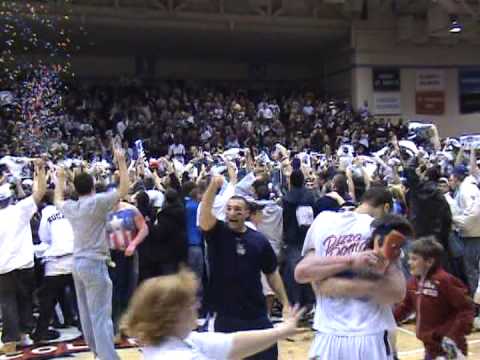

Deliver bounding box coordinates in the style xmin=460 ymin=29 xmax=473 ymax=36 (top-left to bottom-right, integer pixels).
xmin=405 ymin=168 xmax=452 ymax=250
xmin=140 ymin=203 xmax=188 ymax=268
xmin=282 ymin=187 xmax=316 ymax=247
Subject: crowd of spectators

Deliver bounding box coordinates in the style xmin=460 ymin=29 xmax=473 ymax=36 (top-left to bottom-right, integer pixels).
xmin=1 ymin=81 xmax=480 ymax=359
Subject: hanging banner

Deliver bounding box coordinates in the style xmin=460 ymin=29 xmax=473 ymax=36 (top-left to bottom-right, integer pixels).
xmin=459 ymin=69 xmax=480 ymax=114
xmin=416 ymin=69 xmax=445 ymax=91
xmin=416 ymin=69 xmax=446 ymax=115
xmin=373 ymin=68 xmax=401 ymax=92
xmin=416 ymin=92 xmax=445 ymax=115
xmin=374 ymin=92 xmax=401 ymax=115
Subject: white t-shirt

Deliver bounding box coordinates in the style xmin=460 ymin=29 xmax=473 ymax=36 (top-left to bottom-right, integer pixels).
xmin=0 ymin=196 xmax=37 ymax=274
xmin=44 ymin=255 xmax=73 ymax=276
xmin=142 ymin=332 xmax=233 ymax=360
xmin=39 ymin=205 xmax=75 ymax=258
xmin=147 ymin=189 xmax=165 ymax=209
xmin=302 ymin=211 xmax=396 ymax=336
xmin=169 ymin=144 xmax=186 ymax=159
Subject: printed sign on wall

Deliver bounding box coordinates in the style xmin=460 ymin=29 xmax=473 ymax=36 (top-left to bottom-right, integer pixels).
xmin=459 ymin=69 xmax=480 ymax=114
xmin=416 ymin=69 xmax=445 ymax=115
xmin=374 ymin=92 xmax=402 ymax=115
xmin=373 ymin=68 xmax=401 ymax=92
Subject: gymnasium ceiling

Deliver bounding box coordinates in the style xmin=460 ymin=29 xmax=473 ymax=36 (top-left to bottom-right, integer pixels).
xmin=5 ymin=0 xmax=480 ymax=60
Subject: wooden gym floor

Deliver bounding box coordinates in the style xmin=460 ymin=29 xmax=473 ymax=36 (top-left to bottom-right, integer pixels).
xmin=63 ymin=324 xmax=480 ymax=360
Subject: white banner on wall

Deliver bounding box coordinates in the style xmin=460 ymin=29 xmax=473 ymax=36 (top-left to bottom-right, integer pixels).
xmin=374 ymin=92 xmax=401 ymax=115
xmin=416 ymin=69 xmax=445 ymax=91
xmin=460 ymin=134 xmax=480 ymax=150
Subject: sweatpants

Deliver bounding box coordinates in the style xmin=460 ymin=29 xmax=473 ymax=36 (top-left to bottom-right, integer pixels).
xmin=73 ymin=258 xmax=120 ymax=360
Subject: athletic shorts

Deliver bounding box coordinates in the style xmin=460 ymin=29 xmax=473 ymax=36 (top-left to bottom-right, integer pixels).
xmin=309 ymin=331 xmax=394 ymax=360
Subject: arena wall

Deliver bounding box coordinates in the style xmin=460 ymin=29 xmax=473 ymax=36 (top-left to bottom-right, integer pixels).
xmin=351 ymin=26 xmax=480 ymax=137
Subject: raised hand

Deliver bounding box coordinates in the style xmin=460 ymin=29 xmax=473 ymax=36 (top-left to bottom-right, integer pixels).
xmin=276 ymin=304 xmax=307 ymax=338
xmin=113 ymin=147 xmax=126 ymax=166
xmin=226 ymin=161 xmax=237 ymax=184
xmin=212 ymin=175 xmax=224 ymax=189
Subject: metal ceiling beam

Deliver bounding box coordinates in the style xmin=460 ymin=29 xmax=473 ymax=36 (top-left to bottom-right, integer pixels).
xmin=60 ymin=3 xmax=349 ymax=23
xmin=18 ymin=2 xmax=349 ymax=34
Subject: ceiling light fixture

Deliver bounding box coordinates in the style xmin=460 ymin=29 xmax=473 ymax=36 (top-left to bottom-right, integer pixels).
xmin=449 ymin=16 xmax=463 ymax=33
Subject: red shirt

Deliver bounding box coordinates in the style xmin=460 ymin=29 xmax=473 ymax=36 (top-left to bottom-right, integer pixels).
xmin=394 ymin=267 xmax=474 ymax=358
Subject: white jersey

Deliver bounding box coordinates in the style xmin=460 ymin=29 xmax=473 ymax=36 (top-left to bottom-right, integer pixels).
xmin=302 ymin=211 xmax=396 ymax=336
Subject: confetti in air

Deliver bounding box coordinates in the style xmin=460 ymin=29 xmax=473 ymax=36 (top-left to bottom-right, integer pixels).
xmin=0 ymin=0 xmax=85 ymax=154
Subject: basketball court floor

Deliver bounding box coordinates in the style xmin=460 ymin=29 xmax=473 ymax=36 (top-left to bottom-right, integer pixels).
xmin=37 ymin=324 xmax=480 ymax=360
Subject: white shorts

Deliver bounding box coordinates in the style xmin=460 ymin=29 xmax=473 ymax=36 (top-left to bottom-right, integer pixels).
xmin=309 ymin=331 xmax=394 ymax=360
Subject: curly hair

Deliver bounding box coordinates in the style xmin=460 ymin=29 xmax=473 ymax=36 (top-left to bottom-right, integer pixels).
xmin=120 ymin=269 xmax=198 ymax=345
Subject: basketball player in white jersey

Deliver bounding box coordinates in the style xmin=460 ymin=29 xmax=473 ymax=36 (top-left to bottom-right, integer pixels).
xmin=295 ymin=187 xmax=409 ymax=360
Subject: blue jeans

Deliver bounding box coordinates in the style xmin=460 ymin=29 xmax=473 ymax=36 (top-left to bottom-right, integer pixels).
xmin=73 ymin=258 xmax=120 ymax=360
xmin=188 ymin=246 xmax=205 ymax=310
xmin=462 ymin=237 xmax=480 ymax=296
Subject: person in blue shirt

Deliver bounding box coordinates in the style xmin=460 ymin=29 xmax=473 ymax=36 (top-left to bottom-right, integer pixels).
xmin=182 ymin=181 xmax=206 ymax=314
xmin=199 ymin=176 xmax=290 ymax=360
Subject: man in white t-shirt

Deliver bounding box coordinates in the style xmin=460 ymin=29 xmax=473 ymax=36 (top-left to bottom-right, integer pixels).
xmin=33 ymin=190 xmax=76 ymax=343
xmin=295 ymin=187 xmax=407 ymax=360
xmin=0 ymin=160 xmax=46 ymax=355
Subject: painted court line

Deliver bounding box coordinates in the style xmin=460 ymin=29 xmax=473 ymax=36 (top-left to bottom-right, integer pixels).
xmin=397 ymin=327 xmax=416 ymax=336
xmin=397 ymin=337 xmax=480 ymax=357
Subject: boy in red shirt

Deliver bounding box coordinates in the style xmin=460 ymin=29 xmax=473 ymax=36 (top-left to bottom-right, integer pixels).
xmin=394 ymin=236 xmax=474 ymax=359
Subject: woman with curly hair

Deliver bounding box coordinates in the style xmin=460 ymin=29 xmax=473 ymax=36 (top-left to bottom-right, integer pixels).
xmin=121 ymin=268 xmax=304 ymax=359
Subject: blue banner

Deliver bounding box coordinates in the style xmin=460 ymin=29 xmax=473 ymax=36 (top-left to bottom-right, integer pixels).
xmin=373 ymin=68 xmax=401 ymax=92
xmin=459 ymin=69 xmax=480 ymax=114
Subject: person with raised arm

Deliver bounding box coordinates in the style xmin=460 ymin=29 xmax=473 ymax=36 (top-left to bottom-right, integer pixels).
xmin=54 ymin=147 xmax=129 ymax=360
xmin=0 ymin=159 xmax=46 ymax=354
xmin=199 ymin=175 xmax=290 ymax=360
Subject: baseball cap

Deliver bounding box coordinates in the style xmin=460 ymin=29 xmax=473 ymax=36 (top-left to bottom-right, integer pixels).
xmin=438 ymin=177 xmax=449 ymax=185
xmin=452 ymin=165 xmax=468 ymax=178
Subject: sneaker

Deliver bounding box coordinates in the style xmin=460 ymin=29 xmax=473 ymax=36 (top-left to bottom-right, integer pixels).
xmin=20 ymin=334 xmax=33 ymax=347
xmin=405 ymin=313 xmax=416 ymax=324
xmin=0 ymin=342 xmax=17 ymax=355
xmin=32 ymin=329 xmax=61 ymax=343
xmin=441 ymin=337 xmax=459 ymax=358
xmin=64 ymin=318 xmax=80 ymax=328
